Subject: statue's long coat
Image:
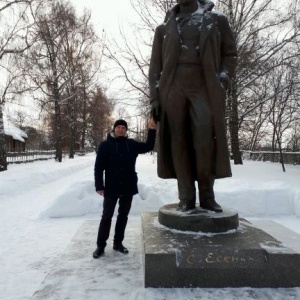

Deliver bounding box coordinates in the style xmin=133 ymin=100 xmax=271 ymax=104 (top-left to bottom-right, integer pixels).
xmin=149 ymin=1 xmax=237 ymax=179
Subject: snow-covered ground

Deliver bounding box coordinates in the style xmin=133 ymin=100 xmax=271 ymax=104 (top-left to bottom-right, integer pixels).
xmin=1 ymin=153 xmax=300 ymax=299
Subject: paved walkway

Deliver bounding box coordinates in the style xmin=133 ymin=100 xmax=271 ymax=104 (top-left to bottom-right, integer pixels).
xmin=30 ymin=219 xmax=300 ymax=300
xmin=31 ymin=220 xmax=144 ymax=300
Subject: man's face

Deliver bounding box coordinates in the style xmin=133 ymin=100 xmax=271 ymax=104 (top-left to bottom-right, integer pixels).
xmin=178 ymin=0 xmax=196 ymax=6
xmin=114 ymin=125 xmax=127 ymax=137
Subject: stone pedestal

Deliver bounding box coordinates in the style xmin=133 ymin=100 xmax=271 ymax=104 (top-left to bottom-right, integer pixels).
xmin=142 ymin=211 xmax=300 ymax=288
xmin=159 ymin=204 xmax=239 ymax=233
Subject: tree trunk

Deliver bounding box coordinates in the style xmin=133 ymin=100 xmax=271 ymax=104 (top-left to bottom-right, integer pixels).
xmin=69 ymin=105 xmax=75 ymax=159
xmin=277 ymin=136 xmax=286 ymax=172
xmin=271 ymin=127 xmax=276 ymax=151
xmin=69 ymin=134 xmax=75 ymax=158
xmin=0 ymin=105 xmax=7 ymax=171
xmin=228 ymin=77 xmax=243 ymax=164
xmin=80 ymin=86 xmax=87 ymax=150
xmin=54 ymin=102 xmax=62 ymax=162
xmin=53 ymin=81 xmax=63 ymax=162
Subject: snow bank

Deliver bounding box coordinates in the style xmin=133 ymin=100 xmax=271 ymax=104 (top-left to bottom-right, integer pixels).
xmin=40 ymin=158 xmax=300 ymax=218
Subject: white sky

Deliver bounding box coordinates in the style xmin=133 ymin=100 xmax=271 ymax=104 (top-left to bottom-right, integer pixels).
xmin=70 ymin=0 xmax=135 ymax=36
xmin=1 ymin=153 xmax=300 ymax=298
xmin=70 ymin=0 xmax=147 ymax=119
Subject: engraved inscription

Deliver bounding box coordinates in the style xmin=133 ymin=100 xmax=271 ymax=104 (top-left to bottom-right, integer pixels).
xmin=204 ymin=252 xmax=255 ymax=264
xmin=179 ymin=249 xmax=265 ymax=269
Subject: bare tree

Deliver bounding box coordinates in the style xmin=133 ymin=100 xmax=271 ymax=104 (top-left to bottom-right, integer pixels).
xmin=217 ymin=0 xmax=300 ymax=164
xmin=240 ymin=101 xmax=272 ymax=151
xmin=86 ymin=86 xmax=113 ymax=150
xmin=0 ymin=0 xmax=37 ymax=59
xmin=286 ymin=123 xmax=300 ymax=152
xmin=0 ymin=0 xmax=37 ymax=171
xmin=103 ymin=0 xmax=176 ymax=121
xmin=57 ymin=7 xmax=102 ymax=158
xmin=267 ymin=63 xmax=300 ymax=171
xmin=23 ymin=0 xmax=102 ymax=161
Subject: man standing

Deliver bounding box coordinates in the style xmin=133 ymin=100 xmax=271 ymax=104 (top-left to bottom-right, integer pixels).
xmin=149 ymin=0 xmax=237 ymax=212
xmin=93 ymin=119 xmax=156 ymax=258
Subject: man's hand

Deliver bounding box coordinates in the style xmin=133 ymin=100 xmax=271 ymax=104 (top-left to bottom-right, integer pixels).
xmin=149 ymin=118 xmax=156 ymax=130
xmin=97 ymin=190 xmax=104 ymax=196
xmin=151 ymin=100 xmax=160 ymax=123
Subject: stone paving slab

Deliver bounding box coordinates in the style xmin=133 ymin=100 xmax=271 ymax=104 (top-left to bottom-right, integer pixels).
xmin=31 ymin=220 xmax=144 ymax=300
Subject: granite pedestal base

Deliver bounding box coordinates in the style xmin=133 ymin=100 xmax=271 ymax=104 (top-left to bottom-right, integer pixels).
xmin=159 ymin=204 xmax=239 ymax=233
xmin=142 ymin=212 xmax=300 ymax=288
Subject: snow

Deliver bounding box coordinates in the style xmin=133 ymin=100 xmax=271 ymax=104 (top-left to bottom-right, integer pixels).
xmin=3 ymin=116 xmax=28 ymax=142
xmin=1 ymin=153 xmax=300 ymax=299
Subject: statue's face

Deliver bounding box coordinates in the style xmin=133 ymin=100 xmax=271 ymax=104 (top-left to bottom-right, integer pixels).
xmin=178 ymin=0 xmax=197 ymax=6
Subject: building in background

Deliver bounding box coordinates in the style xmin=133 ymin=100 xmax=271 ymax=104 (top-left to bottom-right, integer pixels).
xmin=3 ymin=117 xmax=28 ymax=152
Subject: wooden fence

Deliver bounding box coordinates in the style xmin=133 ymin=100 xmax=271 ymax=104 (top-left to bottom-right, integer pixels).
xmin=7 ymin=150 xmax=86 ymax=164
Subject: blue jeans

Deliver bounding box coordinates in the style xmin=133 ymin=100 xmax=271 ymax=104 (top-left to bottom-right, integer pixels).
xmin=96 ymin=195 xmax=133 ymax=247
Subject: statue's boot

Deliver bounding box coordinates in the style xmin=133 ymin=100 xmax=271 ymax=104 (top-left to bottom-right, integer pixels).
xmin=177 ymin=200 xmax=196 ymax=212
xmin=177 ymin=183 xmax=196 ymax=212
xmin=199 ymin=176 xmax=223 ymax=213
xmin=201 ymin=198 xmax=222 ymax=212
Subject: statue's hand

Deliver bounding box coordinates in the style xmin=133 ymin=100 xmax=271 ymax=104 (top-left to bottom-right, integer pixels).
xmin=219 ymin=72 xmax=229 ymax=91
xmin=220 ymin=79 xmax=228 ymax=91
xmin=151 ymin=100 xmax=160 ymax=123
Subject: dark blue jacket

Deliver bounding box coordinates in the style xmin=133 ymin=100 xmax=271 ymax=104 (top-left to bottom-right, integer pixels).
xmin=94 ymin=129 xmax=156 ymax=197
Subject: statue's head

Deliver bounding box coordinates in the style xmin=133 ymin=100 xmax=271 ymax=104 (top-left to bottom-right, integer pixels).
xmin=177 ymin=0 xmax=197 ymax=5
xmin=177 ymin=0 xmax=214 ymax=10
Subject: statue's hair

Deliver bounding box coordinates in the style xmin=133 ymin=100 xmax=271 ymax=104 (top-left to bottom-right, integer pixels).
xmin=176 ymin=0 xmax=215 ymax=10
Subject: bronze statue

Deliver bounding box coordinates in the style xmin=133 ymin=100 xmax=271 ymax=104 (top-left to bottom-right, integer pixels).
xmin=149 ymin=0 xmax=237 ymax=212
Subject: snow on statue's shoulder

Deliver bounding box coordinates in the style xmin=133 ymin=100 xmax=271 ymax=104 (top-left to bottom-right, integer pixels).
xmin=213 ymin=10 xmax=226 ymax=17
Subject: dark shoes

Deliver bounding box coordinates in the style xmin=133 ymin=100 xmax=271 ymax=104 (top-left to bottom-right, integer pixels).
xmin=93 ymin=246 xmax=105 ymax=258
xmin=113 ymin=243 xmax=129 ymax=254
xmin=201 ymin=199 xmax=223 ymax=213
xmin=177 ymin=201 xmax=196 ymax=212
xmin=93 ymin=244 xmax=129 ymax=257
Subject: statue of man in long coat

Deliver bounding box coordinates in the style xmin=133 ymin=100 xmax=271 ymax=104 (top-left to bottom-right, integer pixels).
xmin=149 ymin=0 xmax=237 ymax=212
